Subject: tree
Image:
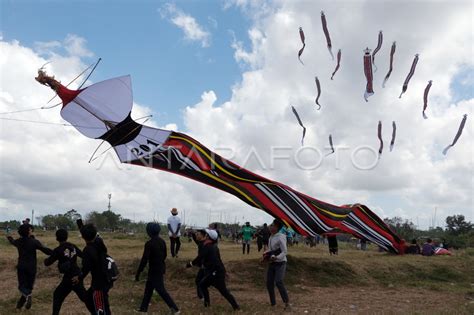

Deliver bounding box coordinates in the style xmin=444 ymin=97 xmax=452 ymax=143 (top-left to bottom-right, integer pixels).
xmin=446 ymin=215 xmax=473 ymax=236
xmin=384 ymin=216 xmax=417 ymax=240
xmin=64 ymin=209 xmax=81 ymax=224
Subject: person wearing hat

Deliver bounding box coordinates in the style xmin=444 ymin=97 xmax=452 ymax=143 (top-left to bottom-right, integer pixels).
xmin=167 ymin=208 xmax=182 ymax=258
xmin=135 ymin=223 xmax=180 ymax=314
xmin=188 ymin=229 xmax=240 ymax=310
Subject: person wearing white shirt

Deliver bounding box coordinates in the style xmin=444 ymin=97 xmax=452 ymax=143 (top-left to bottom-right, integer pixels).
xmin=264 ymin=219 xmax=290 ymax=310
xmin=167 ymin=208 xmax=182 ymax=258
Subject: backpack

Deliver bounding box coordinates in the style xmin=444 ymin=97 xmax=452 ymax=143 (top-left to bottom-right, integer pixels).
xmin=103 ymin=255 xmax=119 ymax=286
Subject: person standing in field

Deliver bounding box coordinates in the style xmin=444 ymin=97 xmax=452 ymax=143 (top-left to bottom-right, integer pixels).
xmin=44 ymin=229 xmax=88 ymax=315
xmin=261 ymin=223 xmax=271 ymax=251
xmin=326 ymin=233 xmax=338 ymax=255
xmin=241 ymin=222 xmax=255 ymax=255
xmin=264 ymin=219 xmax=290 ymax=309
xmin=76 ymin=224 xmax=111 ymax=315
xmin=7 ymin=224 xmax=53 ymax=310
xmin=135 ymin=223 xmax=180 ymax=314
xmin=167 ymin=208 xmax=182 ymax=258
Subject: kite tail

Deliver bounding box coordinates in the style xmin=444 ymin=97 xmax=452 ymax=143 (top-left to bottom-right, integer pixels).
xmin=442 ymin=145 xmax=451 ymax=155
xmin=390 ymin=121 xmax=396 ymax=152
xmin=377 ymin=121 xmax=383 ymax=157
xmin=328 ymin=47 xmax=334 ymax=60
xmin=382 ymin=70 xmax=392 ymax=88
xmin=364 ymin=91 xmax=374 ymax=102
xmin=130 ymin=131 xmax=403 ymax=254
xmin=423 ymin=111 xmax=428 ymax=120
xmin=298 ymin=45 xmax=305 ymax=65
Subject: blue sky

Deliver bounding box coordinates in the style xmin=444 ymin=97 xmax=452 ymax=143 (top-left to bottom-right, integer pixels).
xmin=0 ymin=1 xmax=472 ymax=228
xmin=1 ymin=0 xmax=251 ymax=126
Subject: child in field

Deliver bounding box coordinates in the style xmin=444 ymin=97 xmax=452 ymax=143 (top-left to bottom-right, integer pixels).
xmin=135 ymin=223 xmax=180 ymax=314
xmin=7 ymin=223 xmax=53 ymax=310
xmin=44 ymin=229 xmax=88 ymax=315
xmin=189 ymin=229 xmax=240 ymax=310
xmin=75 ymin=224 xmax=111 ymax=315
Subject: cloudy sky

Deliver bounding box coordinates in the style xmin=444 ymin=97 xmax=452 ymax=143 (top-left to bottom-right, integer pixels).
xmin=0 ymin=0 xmax=472 ymax=229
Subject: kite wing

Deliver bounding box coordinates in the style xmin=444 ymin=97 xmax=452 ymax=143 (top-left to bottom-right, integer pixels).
xmin=45 ymin=75 xmax=404 ymax=254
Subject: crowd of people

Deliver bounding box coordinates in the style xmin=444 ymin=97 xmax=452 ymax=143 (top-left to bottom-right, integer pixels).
xmin=6 ymin=209 xmax=455 ymax=314
xmin=5 ymin=209 xmax=291 ymax=314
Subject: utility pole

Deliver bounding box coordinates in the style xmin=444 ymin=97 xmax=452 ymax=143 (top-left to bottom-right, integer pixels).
xmin=31 ymin=209 xmax=34 ymax=226
xmin=108 ymin=193 xmax=112 ymax=211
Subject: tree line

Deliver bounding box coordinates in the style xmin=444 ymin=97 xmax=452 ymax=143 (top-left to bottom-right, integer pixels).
xmin=0 ymin=210 xmax=472 ymax=248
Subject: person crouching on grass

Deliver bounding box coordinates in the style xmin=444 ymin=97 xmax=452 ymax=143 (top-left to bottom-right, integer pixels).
xmin=7 ymin=223 xmax=53 ymax=310
xmin=187 ymin=229 xmax=240 ymax=311
xmin=135 ymin=223 xmax=180 ymax=314
xmin=263 ymin=219 xmax=290 ymax=310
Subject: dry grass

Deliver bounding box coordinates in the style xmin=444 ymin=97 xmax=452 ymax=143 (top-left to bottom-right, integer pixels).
xmin=1 ymin=231 xmax=473 ymax=314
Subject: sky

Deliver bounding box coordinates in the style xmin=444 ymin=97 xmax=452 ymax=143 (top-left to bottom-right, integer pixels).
xmin=0 ymin=0 xmax=472 ymax=229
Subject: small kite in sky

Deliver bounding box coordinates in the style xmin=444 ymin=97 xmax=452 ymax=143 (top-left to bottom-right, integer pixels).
xmin=423 ymin=80 xmax=432 ymax=119
xmin=298 ymin=27 xmax=306 ymax=65
xmin=326 ymin=134 xmax=335 ymax=156
xmin=331 ymin=49 xmax=342 ymax=80
xmin=443 ymin=114 xmax=468 ymax=155
xmin=378 ymin=121 xmax=383 ymax=157
xmin=372 ymin=31 xmax=383 ymax=72
xmin=399 ymin=54 xmax=419 ymax=98
xmin=364 ymin=48 xmax=374 ymax=102
xmin=382 ymin=41 xmax=396 ymax=88
xmin=315 ymin=76 xmax=322 ymax=110
xmin=390 ymin=121 xmax=397 ymax=152
xmin=321 ymin=11 xmax=334 ymax=59
xmin=291 ymin=106 xmax=306 ymax=146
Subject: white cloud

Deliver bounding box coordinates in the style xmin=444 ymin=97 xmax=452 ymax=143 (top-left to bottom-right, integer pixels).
xmin=1 ymin=2 xmax=473 ymax=230
xmin=159 ymin=3 xmax=211 ymax=48
xmin=34 ymin=34 xmax=93 ymax=58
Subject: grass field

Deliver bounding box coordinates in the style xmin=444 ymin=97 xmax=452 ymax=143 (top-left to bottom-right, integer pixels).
xmin=1 ymin=231 xmax=473 ymax=314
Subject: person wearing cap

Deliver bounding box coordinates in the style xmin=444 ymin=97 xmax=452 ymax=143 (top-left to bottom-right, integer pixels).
xmin=167 ymin=208 xmax=182 ymax=258
xmin=189 ymin=229 xmax=240 ymax=310
xmin=135 ymin=223 xmax=180 ymax=314
xmin=264 ymin=219 xmax=290 ymax=310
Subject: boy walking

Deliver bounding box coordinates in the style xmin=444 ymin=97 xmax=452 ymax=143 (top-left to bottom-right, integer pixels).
xmin=7 ymin=223 xmax=53 ymax=310
xmin=188 ymin=229 xmax=240 ymax=310
xmin=135 ymin=223 xmax=180 ymax=314
xmin=44 ymin=229 xmax=88 ymax=315
xmin=76 ymin=224 xmax=111 ymax=315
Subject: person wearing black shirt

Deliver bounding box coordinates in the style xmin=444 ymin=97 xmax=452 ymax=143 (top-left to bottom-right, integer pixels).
xmin=188 ymin=229 xmax=206 ymax=300
xmin=135 ymin=223 xmax=180 ymax=314
xmin=75 ymin=224 xmax=111 ymax=315
xmin=188 ymin=229 xmax=240 ymax=310
xmin=7 ymin=223 xmax=53 ymax=310
xmin=44 ymin=229 xmax=88 ymax=315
